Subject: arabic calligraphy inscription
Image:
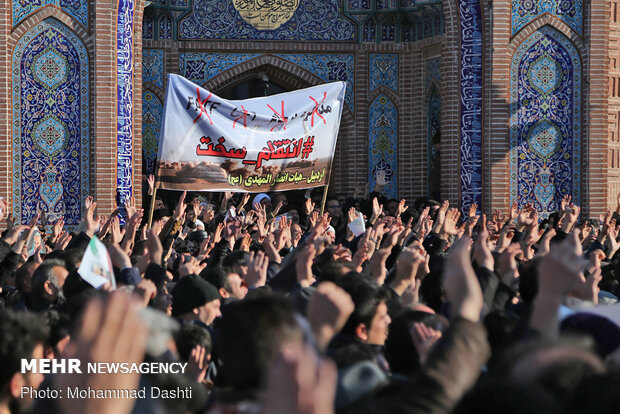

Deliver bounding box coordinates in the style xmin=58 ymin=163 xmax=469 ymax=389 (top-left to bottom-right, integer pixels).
xmin=233 ymin=0 xmax=300 ymax=30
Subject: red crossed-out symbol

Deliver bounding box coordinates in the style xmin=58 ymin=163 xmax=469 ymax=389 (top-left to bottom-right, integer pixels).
xmin=309 ymin=92 xmax=327 ymax=127
xmin=267 ymin=101 xmax=287 ymax=132
xmin=194 ymin=87 xmax=213 ymax=125
xmin=233 ymin=105 xmax=250 ymax=129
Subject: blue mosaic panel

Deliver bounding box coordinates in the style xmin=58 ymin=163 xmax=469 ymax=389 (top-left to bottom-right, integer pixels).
xmin=369 ymin=54 xmax=398 ymax=92
xmin=178 ymin=0 xmax=355 ymax=41
xmin=179 ymin=53 xmax=260 ymax=85
xmin=12 ymin=18 xmax=89 ymax=226
xmin=143 ymin=14 xmax=153 ymax=39
xmin=363 ymin=19 xmax=376 ymax=42
xmin=348 ymin=0 xmax=371 ymax=9
xmin=512 ymin=0 xmax=582 ymax=36
xmin=179 ymin=53 xmax=355 ymax=110
xmin=143 ymin=49 xmax=164 ymax=90
xmin=159 ymin=13 xmax=173 ymax=39
xmin=13 ymin=0 xmax=88 ymax=29
xmin=142 ymin=90 xmax=163 ymax=176
xmin=117 ymin=0 xmax=134 ymax=218
xmin=510 ymin=26 xmax=581 ymax=219
xmin=381 ymin=20 xmax=396 ymax=41
xmin=459 ymin=0 xmax=483 ymax=216
xmin=369 ymin=95 xmax=398 ymax=198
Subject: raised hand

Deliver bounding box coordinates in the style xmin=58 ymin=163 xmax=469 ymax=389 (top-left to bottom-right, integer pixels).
xmin=173 ymin=191 xmax=187 ymax=221
xmin=432 ymin=200 xmax=450 ymax=234
xmin=472 ymin=229 xmax=493 ymax=271
xmin=186 ymin=345 xmax=208 ymax=384
xmin=304 ymin=197 xmax=316 ymax=216
xmin=498 ymin=242 xmax=522 ymax=286
xmin=370 ymin=197 xmax=383 ymax=224
xmin=443 ymin=236 xmax=483 ymax=322
xmin=146 ymin=228 xmax=163 ymax=266
xmin=410 ymin=322 xmax=442 ymax=365
xmin=146 ymin=174 xmax=155 ymax=196
xmin=246 ymin=250 xmax=269 ymax=288
xmin=295 ymin=242 xmax=316 ymax=287
xmin=441 ymin=208 xmax=461 ymax=238
xmin=307 ymin=282 xmax=354 ymax=351
xmin=263 ymin=346 xmax=337 ymax=414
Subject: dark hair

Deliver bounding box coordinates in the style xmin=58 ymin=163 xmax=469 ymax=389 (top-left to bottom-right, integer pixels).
xmin=15 ymin=262 xmax=37 ymax=292
xmin=31 ymin=259 xmax=66 ymax=304
xmin=174 ymin=323 xmax=212 ymax=362
xmin=0 ymin=309 xmax=48 ymax=391
xmin=200 ymin=266 xmax=232 ymax=294
xmin=43 ymin=310 xmax=70 ymax=357
xmin=222 ymin=251 xmax=248 ymax=269
xmin=384 ymin=310 xmax=444 ymax=376
xmin=339 ymin=279 xmax=391 ymax=337
xmin=216 ymin=294 xmax=301 ymax=391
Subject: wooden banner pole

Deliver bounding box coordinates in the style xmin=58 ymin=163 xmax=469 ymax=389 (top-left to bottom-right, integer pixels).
xmin=147 ymin=186 xmax=158 ymax=229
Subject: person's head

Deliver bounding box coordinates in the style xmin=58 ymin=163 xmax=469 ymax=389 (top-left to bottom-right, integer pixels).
xmin=385 ymin=199 xmax=400 ymax=217
xmin=171 ymin=275 xmax=221 ymax=325
xmin=15 ymin=262 xmax=37 ymax=293
xmin=384 ymin=310 xmax=445 ymax=375
xmin=291 ymin=223 xmax=303 ymax=245
xmin=222 ymin=251 xmax=249 ymax=278
xmin=340 ymin=281 xmax=392 ymax=346
xmin=326 ymin=198 xmax=343 ymax=220
xmin=217 ymin=294 xmax=302 ymax=391
xmin=0 ymin=310 xmax=48 ymax=413
xmin=325 ymin=225 xmax=336 ymax=244
xmin=271 ymin=193 xmax=288 ymax=208
xmin=43 ymin=310 xmax=70 ymax=359
xmin=252 ymin=193 xmax=271 ymax=213
xmin=174 ymin=323 xmax=212 ymax=362
xmin=201 ymin=266 xmax=247 ymax=300
xmin=31 ymin=259 xmax=69 ymax=304
xmin=155 ymin=196 xmax=165 ymax=210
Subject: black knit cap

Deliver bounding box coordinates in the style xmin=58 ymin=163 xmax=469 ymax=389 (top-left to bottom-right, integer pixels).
xmin=171 ymin=275 xmax=220 ymax=316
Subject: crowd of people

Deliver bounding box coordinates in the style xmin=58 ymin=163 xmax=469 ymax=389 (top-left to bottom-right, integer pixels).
xmin=1 ymin=176 xmax=620 ymax=414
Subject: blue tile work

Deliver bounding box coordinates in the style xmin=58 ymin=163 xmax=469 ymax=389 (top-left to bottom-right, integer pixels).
xmin=117 ymin=0 xmax=134 ymax=218
xmin=512 ymin=0 xmax=582 ymax=36
xmin=178 ymin=0 xmax=355 ymax=41
xmin=458 ymin=0 xmax=483 ymax=216
xmin=363 ymin=19 xmax=376 ymax=42
xmin=159 ymin=13 xmax=172 ymax=39
xmin=143 ymin=49 xmax=164 ymax=90
xmin=369 ymin=95 xmax=398 ymax=198
xmin=369 ymin=54 xmax=398 ymax=92
xmin=12 ymin=18 xmax=89 ymax=226
xmin=381 ymin=20 xmax=396 ymax=41
xmin=510 ymin=26 xmax=581 ymax=219
xmin=348 ymin=0 xmax=371 ymax=9
xmin=179 ymin=53 xmax=260 ymax=85
xmin=142 ymin=90 xmax=163 ymax=176
xmin=143 ymin=13 xmax=153 ymax=39
xmin=13 ymin=0 xmax=88 ymax=29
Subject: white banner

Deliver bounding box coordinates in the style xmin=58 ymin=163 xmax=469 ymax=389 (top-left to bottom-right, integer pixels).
xmin=155 ymin=74 xmax=346 ymax=192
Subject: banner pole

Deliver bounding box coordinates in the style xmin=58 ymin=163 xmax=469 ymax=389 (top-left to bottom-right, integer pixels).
xmin=147 ymin=186 xmax=158 ymax=229
xmin=320 ymin=184 xmax=329 ymax=215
